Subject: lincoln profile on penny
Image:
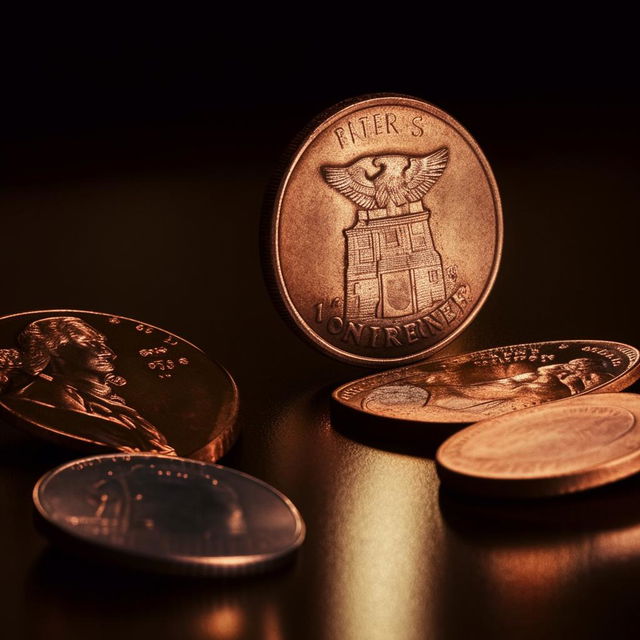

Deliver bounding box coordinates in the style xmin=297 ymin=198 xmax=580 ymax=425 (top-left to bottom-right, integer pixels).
xmin=0 ymin=316 xmax=176 ymax=455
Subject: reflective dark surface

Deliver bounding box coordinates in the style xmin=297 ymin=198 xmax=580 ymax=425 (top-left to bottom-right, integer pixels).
xmin=2 ymin=26 xmax=640 ymax=640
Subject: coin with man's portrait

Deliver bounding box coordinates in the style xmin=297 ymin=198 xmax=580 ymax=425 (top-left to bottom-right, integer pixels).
xmin=0 ymin=310 xmax=238 ymax=461
xmin=332 ymin=340 xmax=640 ymax=426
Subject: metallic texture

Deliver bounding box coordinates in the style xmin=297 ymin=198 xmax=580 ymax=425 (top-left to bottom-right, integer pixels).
xmin=0 ymin=310 xmax=238 ymax=461
xmin=332 ymin=339 xmax=640 ymax=425
xmin=263 ymin=94 xmax=503 ymax=366
xmin=436 ymin=393 xmax=640 ymax=498
xmin=33 ymin=453 xmax=305 ymax=575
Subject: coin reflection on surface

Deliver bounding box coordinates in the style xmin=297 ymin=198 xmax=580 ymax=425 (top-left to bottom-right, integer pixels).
xmin=203 ymin=603 xmax=245 ymax=639
xmin=438 ymin=484 xmax=640 ymax=638
xmin=318 ymin=444 xmax=437 ymax=639
xmin=26 ymin=548 xmax=291 ymax=640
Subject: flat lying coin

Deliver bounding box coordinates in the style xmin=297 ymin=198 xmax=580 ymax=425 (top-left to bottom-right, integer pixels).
xmin=263 ymin=94 xmax=502 ymax=366
xmin=436 ymin=393 xmax=640 ymax=498
xmin=0 ymin=310 xmax=238 ymax=460
xmin=332 ymin=340 xmax=640 ymax=425
xmin=33 ymin=454 xmax=305 ymax=575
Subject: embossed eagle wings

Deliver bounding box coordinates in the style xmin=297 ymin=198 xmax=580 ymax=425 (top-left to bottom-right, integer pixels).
xmin=322 ymin=147 xmax=449 ymax=210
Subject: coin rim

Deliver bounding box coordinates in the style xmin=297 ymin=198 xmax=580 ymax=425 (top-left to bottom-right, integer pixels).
xmin=262 ymin=93 xmax=503 ymax=367
xmin=435 ymin=392 xmax=640 ymax=498
xmin=0 ymin=309 xmax=240 ymax=461
xmin=331 ymin=339 xmax=640 ymax=425
xmin=32 ymin=453 xmax=306 ymax=575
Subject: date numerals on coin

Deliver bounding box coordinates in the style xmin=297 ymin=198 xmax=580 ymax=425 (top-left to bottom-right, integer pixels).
xmin=313 ymin=298 xmax=342 ymax=324
xmin=138 ymin=342 xmax=190 ymax=380
xmin=145 ymin=357 xmax=190 ymax=379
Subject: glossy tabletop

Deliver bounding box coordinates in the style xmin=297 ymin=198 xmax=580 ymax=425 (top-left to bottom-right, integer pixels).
xmin=1 ymin=64 xmax=640 ymax=638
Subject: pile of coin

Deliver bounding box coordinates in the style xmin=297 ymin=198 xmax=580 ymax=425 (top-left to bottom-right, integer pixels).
xmin=5 ymin=93 xmax=639 ymax=576
xmin=262 ymin=94 xmax=640 ymax=499
xmin=0 ymin=310 xmax=304 ymax=575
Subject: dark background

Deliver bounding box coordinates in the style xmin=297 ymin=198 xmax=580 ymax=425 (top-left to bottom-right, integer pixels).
xmin=1 ymin=14 xmax=640 ymax=640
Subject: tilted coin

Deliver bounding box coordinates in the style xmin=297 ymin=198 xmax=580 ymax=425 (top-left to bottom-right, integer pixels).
xmin=33 ymin=454 xmax=305 ymax=575
xmin=332 ymin=340 xmax=640 ymax=425
xmin=263 ymin=94 xmax=502 ymax=366
xmin=0 ymin=310 xmax=238 ymax=460
xmin=436 ymin=393 xmax=640 ymax=498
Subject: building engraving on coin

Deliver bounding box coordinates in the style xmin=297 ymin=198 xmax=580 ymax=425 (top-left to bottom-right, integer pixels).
xmin=0 ymin=310 xmax=239 ymax=460
xmin=0 ymin=317 xmax=176 ymax=455
xmin=266 ymin=95 xmax=502 ymax=365
xmin=323 ymin=148 xmax=453 ymax=322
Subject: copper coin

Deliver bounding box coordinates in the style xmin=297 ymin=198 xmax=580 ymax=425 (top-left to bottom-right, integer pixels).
xmin=0 ymin=310 xmax=238 ymax=460
xmin=263 ymin=94 xmax=502 ymax=366
xmin=332 ymin=340 xmax=640 ymax=425
xmin=33 ymin=454 xmax=305 ymax=575
xmin=436 ymin=393 xmax=640 ymax=498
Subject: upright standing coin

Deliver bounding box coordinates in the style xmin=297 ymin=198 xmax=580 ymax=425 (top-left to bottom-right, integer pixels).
xmin=436 ymin=393 xmax=640 ymax=498
xmin=33 ymin=454 xmax=305 ymax=575
xmin=0 ymin=310 xmax=238 ymax=460
xmin=263 ymin=94 xmax=502 ymax=366
xmin=332 ymin=340 xmax=640 ymax=425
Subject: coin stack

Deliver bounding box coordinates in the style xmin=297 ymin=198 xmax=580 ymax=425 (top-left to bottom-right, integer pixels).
xmin=261 ymin=94 xmax=640 ymax=499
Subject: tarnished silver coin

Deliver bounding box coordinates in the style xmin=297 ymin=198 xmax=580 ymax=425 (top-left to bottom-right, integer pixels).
xmin=33 ymin=454 xmax=306 ymax=575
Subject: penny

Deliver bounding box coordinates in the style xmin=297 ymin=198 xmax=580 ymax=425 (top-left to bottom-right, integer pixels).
xmin=0 ymin=310 xmax=238 ymax=460
xmin=263 ymin=94 xmax=502 ymax=366
xmin=33 ymin=454 xmax=305 ymax=575
xmin=332 ymin=340 xmax=640 ymax=425
xmin=436 ymin=393 xmax=640 ymax=498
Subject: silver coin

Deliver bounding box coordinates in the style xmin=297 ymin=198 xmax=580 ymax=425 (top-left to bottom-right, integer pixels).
xmin=33 ymin=454 xmax=306 ymax=576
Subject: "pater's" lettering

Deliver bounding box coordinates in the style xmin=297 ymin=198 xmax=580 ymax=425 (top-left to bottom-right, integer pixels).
xmin=334 ymin=112 xmax=400 ymax=149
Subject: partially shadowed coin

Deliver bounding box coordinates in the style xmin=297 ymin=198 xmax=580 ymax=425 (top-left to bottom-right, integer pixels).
xmin=332 ymin=340 xmax=640 ymax=426
xmin=0 ymin=310 xmax=238 ymax=461
xmin=436 ymin=393 xmax=640 ymax=498
xmin=33 ymin=454 xmax=305 ymax=575
xmin=263 ymin=94 xmax=502 ymax=366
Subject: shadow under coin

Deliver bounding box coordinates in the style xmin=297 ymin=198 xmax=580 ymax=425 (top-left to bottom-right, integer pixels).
xmin=435 ymin=473 xmax=640 ymax=639
xmin=439 ymin=470 xmax=640 ymax=536
xmin=330 ymin=399 xmax=461 ymax=458
xmin=25 ymin=547 xmax=293 ymax=639
xmin=0 ymin=416 xmax=80 ymax=475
